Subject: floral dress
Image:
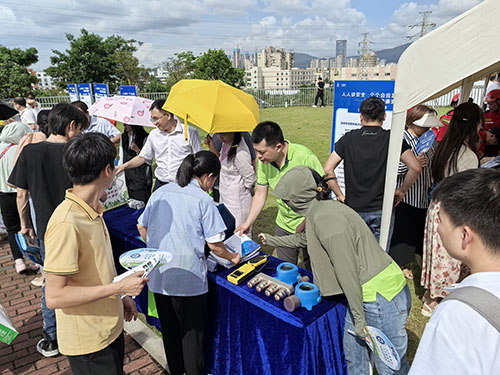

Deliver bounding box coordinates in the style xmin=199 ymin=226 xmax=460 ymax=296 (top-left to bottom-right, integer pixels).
xmin=420 ymin=145 xmax=478 ymax=298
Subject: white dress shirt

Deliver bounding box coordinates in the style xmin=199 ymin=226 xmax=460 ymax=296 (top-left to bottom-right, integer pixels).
xmin=409 ymin=272 xmax=500 ymax=375
xmin=139 ymin=118 xmax=202 ymax=183
xmin=85 ymin=116 xmax=121 ymax=139
xmin=19 ymin=108 xmax=37 ymax=127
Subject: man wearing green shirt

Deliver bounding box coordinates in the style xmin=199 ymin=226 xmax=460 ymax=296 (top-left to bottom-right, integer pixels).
xmin=235 ymin=121 xmax=323 ymax=269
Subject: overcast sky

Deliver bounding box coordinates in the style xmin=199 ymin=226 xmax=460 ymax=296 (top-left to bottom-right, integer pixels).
xmin=0 ymin=0 xmax=483 ymax=71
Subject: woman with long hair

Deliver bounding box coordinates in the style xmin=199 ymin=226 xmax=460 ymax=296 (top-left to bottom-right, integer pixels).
xmin=258 ymin=166 xmax=410 ymax=375
xmin=420 ymin=102 xmax=481 ymax=316
xmin=121 ymin=124 xmax=152 ymax=203
xmin=207 ymin=132 xmax=256 ymax=232
xmin=390 ymin=105 xmax=441 ymax=279
xmin=137 ymin=151 xmax=240 ymax=375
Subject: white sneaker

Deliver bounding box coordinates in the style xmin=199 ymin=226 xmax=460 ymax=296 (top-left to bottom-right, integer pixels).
xmin=312 ymin=105 xmax=317 ymax=108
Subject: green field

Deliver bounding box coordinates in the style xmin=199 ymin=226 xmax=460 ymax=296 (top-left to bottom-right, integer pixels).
xmin=129 ymin=105 xmax=442 ymax=363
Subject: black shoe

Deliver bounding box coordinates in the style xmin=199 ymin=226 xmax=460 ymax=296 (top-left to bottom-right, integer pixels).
xmin=37 ymin=337 xmax=59 ymax=357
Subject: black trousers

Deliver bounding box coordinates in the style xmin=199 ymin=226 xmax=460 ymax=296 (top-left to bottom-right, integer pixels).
xmin=0 ymin=192 xmax=23 ymax=260
xmin=314 ymin=91 xmax=324 ymax=106
xmin=154 ymin=292 xmax=209 ymax=375
xmin=67 ymin=332 xmax=124 ymax=375
xmin=153 ymin=179 xmax=168 ymax=192
xmin=389 ymin=202 xmax=427 ymax=266
xmin=128 ymin=187 xmax=152 ymax=204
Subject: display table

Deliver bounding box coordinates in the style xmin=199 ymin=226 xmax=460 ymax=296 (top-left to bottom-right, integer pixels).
xmin=104 ymin=205 xmax=347 ymax=375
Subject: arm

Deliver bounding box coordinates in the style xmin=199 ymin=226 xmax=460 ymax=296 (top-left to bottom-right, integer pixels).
xmin=110 ymin=133 xmax=121 ymax=145
xmin=235 ymin=148 xmax=256 ymax=190
xmin=235 ymin=184 xmax=268 ymax=234
xmin=206 ymin=241 xmax=241 ymax=264
xmin=116 ymin=155 xmax=147 ymax=174
xmin=16 ymin=188 xmax=34 ymax=239
xmin=323 ymin=151 xmax=345 ymax=202
xmin=395 ymin=149 xmax=422 ymax=204
xmin=258 ymin=231 xmax=307 ymax=249
xmin=137 ymin=224 xmax=147 ymax=242
xmin=45 ymin=272 xmax=148 ymax=309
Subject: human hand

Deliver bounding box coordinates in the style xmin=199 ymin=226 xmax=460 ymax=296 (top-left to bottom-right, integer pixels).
xmin=336 ymin=194 xmax=346 ymax=203
xmin=204 ymin=134 xmax=213 ymax=147
xmin=130 ymin=141 xmax=140 ymax=153
xmin=115 ymin=164 xmax=125 ymax=175
xmin=235 ymin=222 xmax=251 ymax=235
xmin=20 ymin=226 xmax=35 ymax=242
xmin=257 ymin=233 xmax=267 ymax=245
xmin=118 ymin=271 xmax=149 ymax=297
xmin=394 ymin=189 xmax=405 ymax=206
xmin=231 ymin=253 xmax=241 ymax=265
xmin=122 ymin=296 xmax=138 ymax=322
xmin=295 ymin=220 xmax=306 ymax=233
xmin=417 ymin=152 xmax=427 ymax=167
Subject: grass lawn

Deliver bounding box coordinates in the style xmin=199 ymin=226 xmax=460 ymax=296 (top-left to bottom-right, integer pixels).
xmin=126 ymin=104 xmax=447 ymax=364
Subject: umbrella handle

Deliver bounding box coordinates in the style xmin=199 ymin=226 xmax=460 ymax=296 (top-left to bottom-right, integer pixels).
xmin=184 ymin=114 xmax=189 ymax=142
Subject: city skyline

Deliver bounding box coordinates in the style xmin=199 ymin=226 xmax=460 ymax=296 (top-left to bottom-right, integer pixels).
xmin=0 ymin=0 xmax=483 ymax=71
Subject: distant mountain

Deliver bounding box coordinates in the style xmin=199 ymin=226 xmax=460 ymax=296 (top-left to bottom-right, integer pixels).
xmin=293 ymin=43 xmax=412 ymax=68
xmin=294 ymin=52 xmax=318 ymax=69
xmin=375 ymin=43 xmax=412 ymax=64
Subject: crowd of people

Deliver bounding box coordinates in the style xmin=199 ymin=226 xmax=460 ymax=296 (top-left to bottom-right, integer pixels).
xmin=0 ymin=91 xmax=499 ymax=375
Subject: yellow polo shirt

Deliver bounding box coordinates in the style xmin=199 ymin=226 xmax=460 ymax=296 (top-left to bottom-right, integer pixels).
xmin=44 ymin=190 xmax=123 ymax=356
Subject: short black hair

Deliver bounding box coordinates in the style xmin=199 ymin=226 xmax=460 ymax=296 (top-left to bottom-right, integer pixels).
xmin=433 ymin=168 xmax=500 ymax=254
xmin=359 ymin=97 xmax=386 ymax=122
xmin=63 ymin=133 xmax=116 ymax=185
xmin=27 ymin=93 xmax=36 ymax=100
xmin=251 ymin=121 xmax=285 ymax=147
xmin=13 ymin=97 xmax=26 ymax=107
xmin=150 ymin=99 xmax=166 ymax=112
xmin=71 ymin=100 xmax=88 ymax=113
xmin=48 ymin=102 xmax=89 ymax=136
xmin=37 ymin=110 xmax=50 ymax=137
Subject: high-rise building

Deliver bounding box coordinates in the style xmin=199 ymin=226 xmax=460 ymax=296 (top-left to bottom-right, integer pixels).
xmin=257 ymin=47 xmax=294 ymax=69
xmin=233 ymin=47 xmax=241 ymax=69
xmin=336 ymin=40 xmax=347 ymax=67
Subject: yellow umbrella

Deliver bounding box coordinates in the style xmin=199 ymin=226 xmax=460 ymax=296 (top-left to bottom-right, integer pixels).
xmin=163 ymin=79 xmax=259 ymax=140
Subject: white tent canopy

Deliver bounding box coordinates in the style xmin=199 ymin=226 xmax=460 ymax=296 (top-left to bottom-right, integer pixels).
xmin=380 ymin=0 xmax=500 ymax=248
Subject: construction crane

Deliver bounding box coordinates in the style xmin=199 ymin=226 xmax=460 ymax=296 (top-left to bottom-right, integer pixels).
xmin=358 ymin=33 xmax=374 ymax=80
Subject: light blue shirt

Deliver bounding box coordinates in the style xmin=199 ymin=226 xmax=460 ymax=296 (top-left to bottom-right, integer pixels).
xmin=85 ymin=116 xmax=121 ymax=139
xmin=137 ymin=179 xmax=226 ymax=296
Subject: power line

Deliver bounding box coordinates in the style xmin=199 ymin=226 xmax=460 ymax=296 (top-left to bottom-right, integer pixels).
xmin=407 ymin=11 xmax=436 ymax=40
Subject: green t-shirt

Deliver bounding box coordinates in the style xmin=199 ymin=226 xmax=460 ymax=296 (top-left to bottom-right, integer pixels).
xmin=257 ymin=142 xmax=323 ymax=233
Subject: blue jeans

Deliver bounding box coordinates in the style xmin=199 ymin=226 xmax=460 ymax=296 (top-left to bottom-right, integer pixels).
xmin=343 ymin=285 xmax=411 ymax=375
xmin=40 ymin=240 xmax=57 ymax=341
xmin=358 ymin=209 xmax=395 ymax=251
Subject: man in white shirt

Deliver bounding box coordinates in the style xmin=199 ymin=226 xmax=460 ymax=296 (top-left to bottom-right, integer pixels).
xmin=71 ymin=101 xmax=121 ymax=144
xmin=13 ymin=97 xmax=37 ymax=130
xmin=116 ymin=99 xmax=202 ymax=190
xmin=409 ymin=168 xmax=500 ymax=375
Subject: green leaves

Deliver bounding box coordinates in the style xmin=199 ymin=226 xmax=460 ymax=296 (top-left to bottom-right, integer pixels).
xmin=46 ymin=28 xmax=149 ymax=92
xmin=0 ymin=46 xmax=38 ymax=98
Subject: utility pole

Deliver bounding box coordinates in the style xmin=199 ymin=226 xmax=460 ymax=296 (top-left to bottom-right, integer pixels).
xmin=358 ymin=33 xmax=373 ymax=80
xmin=408 ymin=11 xmax=436 ymax=40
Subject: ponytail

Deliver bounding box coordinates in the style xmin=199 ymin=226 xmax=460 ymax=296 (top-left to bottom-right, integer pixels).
xmin=309 ymin=168 xmax=333 ymax=200
xmin=176 ymin=150 xmax=221 ymax=187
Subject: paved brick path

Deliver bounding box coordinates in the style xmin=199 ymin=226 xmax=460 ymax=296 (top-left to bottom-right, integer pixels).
xmin=0 ymin=240 xmax=166 ymax=375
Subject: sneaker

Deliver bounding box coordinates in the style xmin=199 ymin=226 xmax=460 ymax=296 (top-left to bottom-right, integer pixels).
xmin=31 ymin=275 xmax=44 ymax=287
xmin=312 ymin=105 xmax=317 ymax=108
xmin=37 ymin=338 xmax=59 ymax=357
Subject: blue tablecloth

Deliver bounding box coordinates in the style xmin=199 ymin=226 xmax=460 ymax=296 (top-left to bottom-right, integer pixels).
xmin=104 ymin=205 xmax=347 ymax=375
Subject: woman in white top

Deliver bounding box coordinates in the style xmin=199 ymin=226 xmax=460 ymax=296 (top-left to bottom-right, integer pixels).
xmin=207 ymin=132 xmax=256 ymax=233
xmin=420 ymin=102 xmax=481 ymax=316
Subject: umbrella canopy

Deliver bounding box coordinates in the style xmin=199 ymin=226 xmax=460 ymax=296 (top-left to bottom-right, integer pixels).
xmin=89 ymin=96 xmax=155 ymax=127
xmin=163 ymin=79 xmax=259 ymax=134
xmin=0 ymin=100 xmax=18 ymax=121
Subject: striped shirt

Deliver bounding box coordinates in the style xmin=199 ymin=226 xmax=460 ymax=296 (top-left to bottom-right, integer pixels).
xmin=397 ymin=129 xmax=435 ymax=209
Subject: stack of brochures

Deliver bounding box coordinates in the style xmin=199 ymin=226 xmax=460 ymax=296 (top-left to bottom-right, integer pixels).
xmin=208 ymin=233 xmax=260 ymax=269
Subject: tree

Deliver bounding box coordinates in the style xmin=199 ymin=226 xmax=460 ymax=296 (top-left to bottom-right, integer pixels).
xmin=46 ymin=29 xmax=147 ymax=92
xmin=161 ymin=51 xmax=196 ymax=90
xmin=0 ymin=45 xmax=38 ymax=98
xmin=193 ymin=49 xmax=245 ymax=87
